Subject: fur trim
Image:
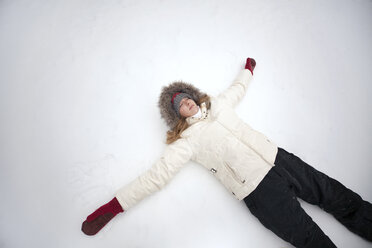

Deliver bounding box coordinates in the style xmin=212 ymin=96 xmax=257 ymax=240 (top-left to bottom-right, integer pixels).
xmin=158 ymin=80 xmax=208 ymax=129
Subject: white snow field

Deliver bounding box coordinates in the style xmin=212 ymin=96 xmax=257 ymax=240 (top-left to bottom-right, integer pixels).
xmin=0 ymin=0 xmax=371 ymax=247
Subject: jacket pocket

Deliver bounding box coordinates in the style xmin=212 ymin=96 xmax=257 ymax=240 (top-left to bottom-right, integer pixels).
xmin=223 ymin=161 xmax=246 ymax=185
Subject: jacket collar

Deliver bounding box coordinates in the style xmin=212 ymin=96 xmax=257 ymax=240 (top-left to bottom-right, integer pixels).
xmin=186 ymin=102 xmax=209 ymax=125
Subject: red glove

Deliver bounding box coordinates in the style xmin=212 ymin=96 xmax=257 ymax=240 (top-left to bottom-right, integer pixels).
xmin=245 ymin=57 xmax=256 ymax=75
xmin=81 ymin=197 xmax=124 ymax=235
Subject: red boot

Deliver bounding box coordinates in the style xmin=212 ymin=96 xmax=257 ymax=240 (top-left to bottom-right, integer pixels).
xmin=81 ymin=197 xmax=124 ymax=235
xmin=245 ymin=57 xmax=256 ymax=75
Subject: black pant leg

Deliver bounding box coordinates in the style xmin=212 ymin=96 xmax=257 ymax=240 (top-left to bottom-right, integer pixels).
xmin=244 ymin=167 xmax=337 ymax=248
xmin=274 ymin=147 xmax=372 ymax=242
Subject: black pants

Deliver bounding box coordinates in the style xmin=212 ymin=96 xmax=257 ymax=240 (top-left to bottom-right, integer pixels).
xmin=243 ymin=147 xmax=372 ymax=248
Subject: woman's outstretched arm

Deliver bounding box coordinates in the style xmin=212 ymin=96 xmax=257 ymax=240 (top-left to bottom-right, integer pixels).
xmin=216 ymin=58 xmax=255 ymax=108
xmin=115 ymin=137 xmax=194 ymax=210
xmin=82 ymin=137 xmax=194 ymax=235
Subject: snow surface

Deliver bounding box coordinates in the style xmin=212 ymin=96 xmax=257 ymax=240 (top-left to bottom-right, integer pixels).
xmin=0 ymin=0 xmax=371 ymax=247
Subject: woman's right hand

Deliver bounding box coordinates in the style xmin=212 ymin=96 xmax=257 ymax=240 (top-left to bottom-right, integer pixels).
xmin=245 ymin=58 xmax=256 ymax=75
xmin=81 ymin=197 xmax=124 ymax=235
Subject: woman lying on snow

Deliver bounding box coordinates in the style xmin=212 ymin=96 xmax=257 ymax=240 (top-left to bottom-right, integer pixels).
xmin=82 ymin=58 xmax=372 ymax=247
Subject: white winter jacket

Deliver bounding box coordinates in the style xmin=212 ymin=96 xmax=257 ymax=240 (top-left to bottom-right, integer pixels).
xmin=116 ymin=69 xmax=278 ymax=210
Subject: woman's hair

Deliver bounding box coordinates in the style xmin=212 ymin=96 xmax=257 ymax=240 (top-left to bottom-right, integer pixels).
xmin=166 ymin=94 xmax=211 ymax=144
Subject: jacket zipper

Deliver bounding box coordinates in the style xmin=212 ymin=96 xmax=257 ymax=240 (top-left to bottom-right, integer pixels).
xmin=216 ymin=119 xmax=273 ymax=165
xmin=223 ymin=161 xmax=245 ymax=185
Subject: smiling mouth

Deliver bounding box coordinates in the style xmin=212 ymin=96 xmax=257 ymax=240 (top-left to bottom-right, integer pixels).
xmin=189 ymin=105 xmax=194 ymax=110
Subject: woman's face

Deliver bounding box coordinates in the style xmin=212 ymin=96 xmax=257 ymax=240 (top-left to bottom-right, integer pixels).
xmin=179 ymin=97 xmax=198 ymax=118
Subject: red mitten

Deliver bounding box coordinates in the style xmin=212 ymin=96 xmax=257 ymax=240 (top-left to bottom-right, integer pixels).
xmin=244 ymin=57 xmax=256 ymax=75
xmin=81 ymin=197 xmax=124 ymax=235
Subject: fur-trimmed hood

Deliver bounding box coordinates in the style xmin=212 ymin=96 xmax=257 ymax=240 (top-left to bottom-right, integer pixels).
xmin=158 ymin=80 xmax=208 ymax=130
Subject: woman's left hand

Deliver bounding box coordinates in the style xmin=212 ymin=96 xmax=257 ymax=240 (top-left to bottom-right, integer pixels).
xmin=245 ymin=58 xmax=256 ymax=75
